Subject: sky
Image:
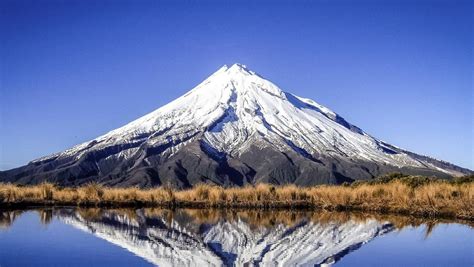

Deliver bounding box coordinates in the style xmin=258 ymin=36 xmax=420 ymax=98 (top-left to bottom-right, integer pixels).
xmin=0 ymin=0 xmax=472 ymax=170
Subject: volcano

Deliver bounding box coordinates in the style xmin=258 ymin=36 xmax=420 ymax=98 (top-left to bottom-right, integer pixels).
xmin=1 ymin=63 xmax=470 ymax=188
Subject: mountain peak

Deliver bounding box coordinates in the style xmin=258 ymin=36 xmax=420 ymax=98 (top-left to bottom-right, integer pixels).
xmin=214 ymin=63 xmax=257 ymax=77
xmin=2 ymin=63 xmax=470 ymax=188
xmin=229 ymin=63 xmax=257 ymax=75
xmin=229 ymin=62 xmax=249 ymax=71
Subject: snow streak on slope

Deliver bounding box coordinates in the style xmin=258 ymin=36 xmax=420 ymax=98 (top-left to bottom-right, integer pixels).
xmin=58 ymin=209 xmax=393 ymax=267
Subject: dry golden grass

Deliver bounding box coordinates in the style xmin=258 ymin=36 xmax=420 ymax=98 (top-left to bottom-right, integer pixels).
xmin=0 ymin=178 xmax=473 ymax=219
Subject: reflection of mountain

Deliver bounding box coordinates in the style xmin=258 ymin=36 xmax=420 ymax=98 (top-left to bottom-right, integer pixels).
xmin=58 ymin=209 xmax=393 ymax=267
xmin=60 ymin=209 xmax=222 ymax=267
xmin=204 ymin=219 xmax=393 ymax=266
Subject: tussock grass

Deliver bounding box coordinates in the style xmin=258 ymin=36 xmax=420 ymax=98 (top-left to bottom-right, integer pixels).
xmin=0 ymin=175 xmax=473 ymax=219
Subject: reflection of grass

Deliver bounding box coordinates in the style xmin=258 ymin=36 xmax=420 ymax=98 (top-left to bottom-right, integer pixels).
xmin=0 ymin=174 xmax=473 ymax=219
xmin=173 ymin=208 xmax=474 ymax=237
xmin=0 ymin=210 xmax=23 ymax=228
xmin=2 ymin=207 xmax=473 ymax=238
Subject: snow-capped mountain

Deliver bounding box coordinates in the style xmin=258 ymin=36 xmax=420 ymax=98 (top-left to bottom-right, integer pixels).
xmin=58 ymin=209 xmax=394 ymax=267
xmin=1 ymin=63 xmax=470 ymax=187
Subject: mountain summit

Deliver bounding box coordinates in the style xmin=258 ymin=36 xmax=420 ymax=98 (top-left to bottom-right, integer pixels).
xmin=1 ymin=63 xmax=471 ymax=187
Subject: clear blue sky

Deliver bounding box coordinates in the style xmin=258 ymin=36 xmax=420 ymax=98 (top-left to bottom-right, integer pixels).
xmin=1 ymin=0 xmax=472 ymax=170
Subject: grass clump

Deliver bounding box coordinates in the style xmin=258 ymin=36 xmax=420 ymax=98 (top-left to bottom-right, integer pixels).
xmin=39 ymin=183 xmax=55 ymax=201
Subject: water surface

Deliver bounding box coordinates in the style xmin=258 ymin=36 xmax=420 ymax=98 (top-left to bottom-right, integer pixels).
xmin=0 ymin=208 xmax=472 ymax=266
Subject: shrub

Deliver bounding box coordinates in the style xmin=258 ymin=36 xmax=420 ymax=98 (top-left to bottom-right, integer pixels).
xmin=194 ymin=184 xmax=211 ymax=201
xmin=80 ymin=183 xmax=104 ymax=202
xmin=399 ymin=176 xmax=438 ymax=188
xmin=452 ymin=175 xmax=474 ymax=185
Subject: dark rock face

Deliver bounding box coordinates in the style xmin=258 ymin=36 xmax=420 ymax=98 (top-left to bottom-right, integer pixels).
xmin=0 ymin=137 xmax=468 ymax=189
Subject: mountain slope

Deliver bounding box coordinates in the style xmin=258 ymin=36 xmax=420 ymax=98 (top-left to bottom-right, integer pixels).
xmin=1 ymin=63 xmax=471 ymax=187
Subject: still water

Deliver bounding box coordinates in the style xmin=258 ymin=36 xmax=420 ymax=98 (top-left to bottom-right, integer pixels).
xmin=0 ymin=208 xmax=472 ymax=267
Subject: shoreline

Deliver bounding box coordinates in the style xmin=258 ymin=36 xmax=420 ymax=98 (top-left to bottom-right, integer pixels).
xmin=3 ymin=206 xmax=473 ymax=235
xmin=1 ymin=203 xmax=473 ymax=228
xmin=1 ymin=201 xmax=473 ymax=221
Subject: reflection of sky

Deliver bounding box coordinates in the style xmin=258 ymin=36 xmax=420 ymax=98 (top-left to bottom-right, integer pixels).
xmin=0 ymin=212 xmax=152 ymax=267
xmin=0 ymin=210 xmax=473 ymax=267
xmin=336 ymin=224 xmax=474 ymax=267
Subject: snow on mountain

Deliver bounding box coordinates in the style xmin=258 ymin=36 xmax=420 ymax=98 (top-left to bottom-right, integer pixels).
xmin=1 ymin=63 xmax=470 ymax=187
xmin=58 ymin=209 xmax=393 ymax=267
xmin=32 ymin=64 xmax=438 ymax=167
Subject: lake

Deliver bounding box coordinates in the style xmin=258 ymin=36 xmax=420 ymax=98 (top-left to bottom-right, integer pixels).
xmin=0 ymin=208 xmax=472 ymax=267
